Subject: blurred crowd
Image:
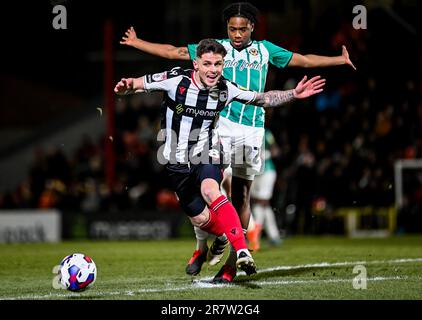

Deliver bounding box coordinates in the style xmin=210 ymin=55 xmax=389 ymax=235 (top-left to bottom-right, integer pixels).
xmin=0 ymin=91 xmax=180 ymax=213
xmin=1 ymin=15 xmax=421 ymax=235
xmin=267 ymin=74 xmax=421 ymax=234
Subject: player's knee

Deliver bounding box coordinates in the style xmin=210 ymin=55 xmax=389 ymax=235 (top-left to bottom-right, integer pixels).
xmin=200 ymin=179 xmax=221 ymax=204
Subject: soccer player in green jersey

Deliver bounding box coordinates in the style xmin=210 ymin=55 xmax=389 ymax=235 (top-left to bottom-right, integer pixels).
xmin=120 ymin=2 xmax=355 ymax=283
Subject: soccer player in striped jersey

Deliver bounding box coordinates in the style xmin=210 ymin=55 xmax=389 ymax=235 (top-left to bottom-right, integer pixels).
xmin=115 ymin=39 xmax=325 ymax=281
xmin=120 ymin=2 xmax=352 ymax=282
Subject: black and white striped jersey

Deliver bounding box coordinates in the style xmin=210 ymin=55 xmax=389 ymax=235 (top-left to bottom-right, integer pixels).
xmin=143 ymin=67 xmax=257 ymax=164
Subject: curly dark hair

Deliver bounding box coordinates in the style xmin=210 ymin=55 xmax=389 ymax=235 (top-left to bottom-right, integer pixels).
xmin=222 ymin=2 xmax=260 ymax=24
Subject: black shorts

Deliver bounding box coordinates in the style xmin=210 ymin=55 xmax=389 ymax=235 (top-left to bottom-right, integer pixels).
xmin=166 ymin=162 xmax=223 ymax=217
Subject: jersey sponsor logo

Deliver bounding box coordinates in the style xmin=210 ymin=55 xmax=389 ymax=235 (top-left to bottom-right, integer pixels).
xmin=185 ymin=107 xmax=218 ymax=118
xmin=224 ymin=60 xmax=239 ymax=68
xmin=173 ymin=103 xmax=219 ymax=118
xmin=239 ymin=60 xmax=262 ymax=71
xmin=175 ymin=104 xmax=184 ymax=114
xmin=224 ymin=59 xmax=263 ymax=71
xmin=152 ymin=72 xmax=167 ymax=82
xmin=249 ymin=48 xmax=259 ymax=56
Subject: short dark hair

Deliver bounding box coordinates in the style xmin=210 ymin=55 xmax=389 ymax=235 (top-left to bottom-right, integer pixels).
xmin=222 ymin=2 xmax=260 ymax=25
xmin=196 ymin=39 xmax=227 ymax=58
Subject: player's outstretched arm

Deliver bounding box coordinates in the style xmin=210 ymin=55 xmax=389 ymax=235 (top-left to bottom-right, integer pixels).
xmin=114 ymin=77 xmax=145 ymax=95
xmin=254 ymin=75 xmax=325 ymax=108
xmin=288 ymin=45 xmax=356 ymax=70
xmin=120 ymin=26 xmax=190 ymax=60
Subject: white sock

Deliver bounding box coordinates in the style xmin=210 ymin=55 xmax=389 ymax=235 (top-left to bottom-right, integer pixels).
xmin=194 ymin=225 xmax=209 ymax=251
xmin=252 ymin=204 xmax=266 ymax=226
xmin=264 ymin=206 xmax=280 ymax=241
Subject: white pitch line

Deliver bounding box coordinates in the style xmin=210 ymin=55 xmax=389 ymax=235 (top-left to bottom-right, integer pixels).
xmin=1 ymin=257 xmax=421 ymax=300
xmin=199 ymin=257 xmax=422 ymax=280
xmin=1 ymin=276 xmax=408 ymax=300
xmin=254 ymin=257 xmax=422 ymax=275
xmin=252 ymin=276 xmax=406 ymax=286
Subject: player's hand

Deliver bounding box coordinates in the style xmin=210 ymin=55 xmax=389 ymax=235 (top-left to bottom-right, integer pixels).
xmin=114 ymin=78 xmax=134 ymax=95
xmin=342 ymin=45 xmax=357 ymax=70
xmin=293 ymin=75 xmax=326 ymax=99
xmin=120 ymin=26 xmax=138 ymax=46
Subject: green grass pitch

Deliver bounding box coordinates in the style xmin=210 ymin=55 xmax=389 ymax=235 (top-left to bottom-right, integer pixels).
xmin=0 ymin=235 xmax=421 ymax=300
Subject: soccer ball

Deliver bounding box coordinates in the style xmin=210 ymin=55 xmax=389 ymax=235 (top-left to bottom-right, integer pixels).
xmin=59 ymin=253 xmax=97 ymax=291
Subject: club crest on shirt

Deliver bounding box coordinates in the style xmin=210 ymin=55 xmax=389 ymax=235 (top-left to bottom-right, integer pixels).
xmin=219 ymin=91 xmax=228 ymax=102
xmin=249 ymin=48 xmax=259 ymax=56
xmin=152 ymin=72 xmax=167 ymax=82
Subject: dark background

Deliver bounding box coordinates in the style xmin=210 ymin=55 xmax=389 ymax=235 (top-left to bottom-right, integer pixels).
xmin=1 ymin=0 xmax=420 ymax=117
xmin=1 ymin=0 xmax=420 ymax=120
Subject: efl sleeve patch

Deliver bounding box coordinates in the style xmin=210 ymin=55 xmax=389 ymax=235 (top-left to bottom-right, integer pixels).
xmin=145 ymin=71 xmax=168 ymax=84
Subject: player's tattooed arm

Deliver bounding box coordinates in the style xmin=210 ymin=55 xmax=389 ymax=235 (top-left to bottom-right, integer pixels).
xmin=254 ymin=90 xmax=295 ymax=108
xmin=253 ymin=75 xmax=326 ymax=108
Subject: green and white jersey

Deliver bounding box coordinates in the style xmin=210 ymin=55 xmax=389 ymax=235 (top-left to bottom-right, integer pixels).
xmin=188 ymin=39 xmax=293 ymax=128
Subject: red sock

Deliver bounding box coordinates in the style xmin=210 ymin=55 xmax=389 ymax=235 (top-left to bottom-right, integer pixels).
xmin=209 ymin=195 xmax=247 ymax=252
xmin=200 ymin=208 xmax=224 ymax=237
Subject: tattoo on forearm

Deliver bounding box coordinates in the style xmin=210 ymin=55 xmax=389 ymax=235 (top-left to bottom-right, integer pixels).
xmin=255 ymin=89 xmax=295 ymax=108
